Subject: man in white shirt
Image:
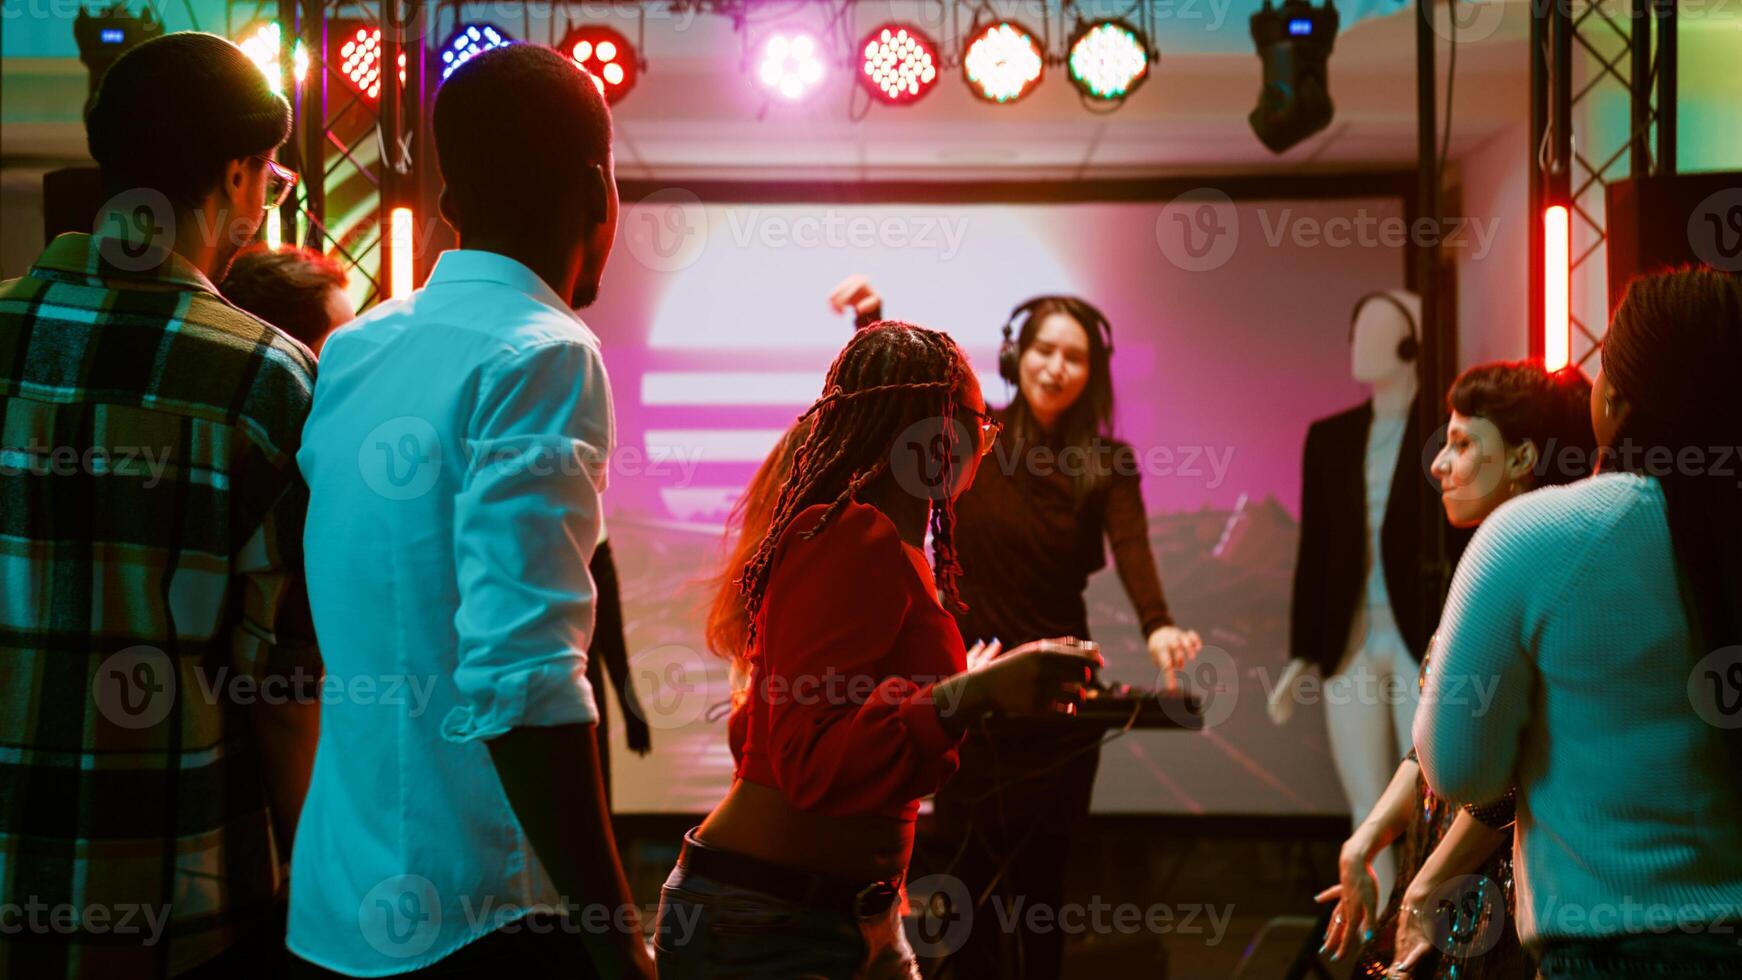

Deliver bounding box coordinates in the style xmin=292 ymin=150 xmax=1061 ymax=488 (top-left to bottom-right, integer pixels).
xmin=290 ymin=44 xmax=652 ymax=978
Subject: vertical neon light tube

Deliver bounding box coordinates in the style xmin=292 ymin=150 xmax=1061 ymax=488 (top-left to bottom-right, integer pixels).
xmin=390 ymin=207 xmax=414 ymax=299
xmin=265 ymin=210 xmax=282 ymax=249
xmin=1544 ymin=204 xmax=1570 ymax=372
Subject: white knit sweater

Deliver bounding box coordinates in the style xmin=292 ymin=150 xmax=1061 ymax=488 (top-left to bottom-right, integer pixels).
xmin=1415 ymin=472 xmax=1742 ymax=949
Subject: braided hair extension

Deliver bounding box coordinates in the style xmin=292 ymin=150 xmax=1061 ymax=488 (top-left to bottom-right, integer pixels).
xmin=1602 ymin=267 xmax=1742 ymax=656
xmin=703 ymin=418 xmax=811 ymax=677
xmin=1601 ymin=268 xmax=1742 ymax=784
xmin=736 ymin=322 xmax=974 ymax=649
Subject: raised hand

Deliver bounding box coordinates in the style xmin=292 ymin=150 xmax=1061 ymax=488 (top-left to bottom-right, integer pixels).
xmin=827 ymin=274 xmax=883 ymax=329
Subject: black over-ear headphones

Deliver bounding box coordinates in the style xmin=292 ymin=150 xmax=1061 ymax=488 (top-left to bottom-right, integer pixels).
xmin=1348 ymin=291 xmax=1420 ymax=363
xmin=999 ymin=296 xmax=1117 ymax=385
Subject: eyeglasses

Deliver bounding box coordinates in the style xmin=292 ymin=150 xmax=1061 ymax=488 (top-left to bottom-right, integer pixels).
xmin=959 ymin=404 xmax=1003 ymax=455
xmin=254 ymin=156 xmax=300 ymax=210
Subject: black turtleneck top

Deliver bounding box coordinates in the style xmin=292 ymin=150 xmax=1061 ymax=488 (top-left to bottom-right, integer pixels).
xmin=950 ymin=410 xmax=1174 ymax=648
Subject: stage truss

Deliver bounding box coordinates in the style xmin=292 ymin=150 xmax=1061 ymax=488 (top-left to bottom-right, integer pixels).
xmin=217 ymin=0 xmax=1685 ymax=339
xmin=216 ymin=0 xmax=1176 ymax=304
xmin=1530 ymin=0 xmax=1677 ymax=372
xmin=225 ymin=0 xmax=426 ymax=307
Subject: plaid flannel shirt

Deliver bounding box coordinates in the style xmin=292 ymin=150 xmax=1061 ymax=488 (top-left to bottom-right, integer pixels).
xmin=0 ymin=233 xmax=320 ymax=979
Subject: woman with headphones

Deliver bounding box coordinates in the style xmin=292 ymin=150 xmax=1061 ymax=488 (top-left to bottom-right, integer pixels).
xmin=830 ymin=279 xmax=1202 ymax=979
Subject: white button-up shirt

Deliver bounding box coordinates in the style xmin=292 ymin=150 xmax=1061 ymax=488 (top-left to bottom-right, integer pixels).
xmin=289 ymin=250 xmax=614 ymax=975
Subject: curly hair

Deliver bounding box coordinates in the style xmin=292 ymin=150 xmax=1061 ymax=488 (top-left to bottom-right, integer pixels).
xmin=1446 ymin=361 xmax=1596 ymax=488
xmin=735 ymin=322 xmax=973 ymax=649
xmin=221 ymin=244 xmax=350 ymax=349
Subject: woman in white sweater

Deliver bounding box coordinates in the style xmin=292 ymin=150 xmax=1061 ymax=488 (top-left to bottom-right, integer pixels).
xmin=1414 ymin=267 xmax=1742 ymax=977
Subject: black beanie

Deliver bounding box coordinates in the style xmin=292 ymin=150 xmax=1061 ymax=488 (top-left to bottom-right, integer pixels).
xmin=85 ymin=32 xmax=293 ymax=207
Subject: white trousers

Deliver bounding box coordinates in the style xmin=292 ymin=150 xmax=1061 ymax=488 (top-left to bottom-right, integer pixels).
xmin=1324 ymin=605 xmax=1420 ymax=910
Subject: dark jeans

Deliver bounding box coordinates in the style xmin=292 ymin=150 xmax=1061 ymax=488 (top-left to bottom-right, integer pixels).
xmin=285 ymin=914 xmax=601 ymax=979
xmin=653 ymin=864 xmax=919 ymax=979
xmin=924 ymin=731 xmax=1102 ymax=980
xmin=1537 ymin=930 xmax=1742 ymax=978
xmin=178 ymin=900 xmax=289 ymax=979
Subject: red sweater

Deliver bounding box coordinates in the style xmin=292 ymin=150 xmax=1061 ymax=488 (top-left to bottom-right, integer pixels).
xmin=730 ymin=501 xmax=967 ymax=821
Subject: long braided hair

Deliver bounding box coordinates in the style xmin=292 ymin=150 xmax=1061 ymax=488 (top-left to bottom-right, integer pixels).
xmin=704 ymin=417 xmax=810 ymax=678
xmin=1601 ymin=267 xmax=1742 ymax=660
xmin=736 ymin=322 xmax=973 ymax=650
xmin=1599 ymin=268 xmax=1742 ymax=783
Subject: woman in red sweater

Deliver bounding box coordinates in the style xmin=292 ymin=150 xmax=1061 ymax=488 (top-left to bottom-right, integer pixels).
xmin=654 ymin=322 xmax=1103 ymax=979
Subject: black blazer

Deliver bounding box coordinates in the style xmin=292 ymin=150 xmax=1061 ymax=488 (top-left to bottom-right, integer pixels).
xmin=1288 ymin=399 xmax=1472 ymax=676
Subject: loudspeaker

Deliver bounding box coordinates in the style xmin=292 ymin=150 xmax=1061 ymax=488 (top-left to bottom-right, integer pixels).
xmin=1605 ymin=171 xmax=1742 ymax=316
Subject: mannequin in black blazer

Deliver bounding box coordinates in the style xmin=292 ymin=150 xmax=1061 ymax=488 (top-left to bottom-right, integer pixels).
xmin=1270 ymin=289 xmax=1470 ymax=909
xmin=1288 ymin=400 xmax=1472 ymax=676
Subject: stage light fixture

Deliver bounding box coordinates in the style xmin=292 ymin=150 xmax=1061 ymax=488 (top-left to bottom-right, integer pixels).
xmin=757 ymin=31 xmax=826 ymax=101
xmin=74 ymin=3 xmax=162 ymax=99
xmin=1248 ymin=0 xmax=1340 ymax=153
xmin=1067 ymin=19 xmax=1150 ymax=101
xmin=440 ymin=23 xmax=513 ymax=82
xmin=858 ymin=23 xmax=939 ymax=105
xmin=336 ymin=26 xmax=406 ymax=101
xmin=560 ymin=24 xmax=637 ymax=103
xmin=238 ymin=22 xmax=308 ymax=95
xmin=962 ymin=21 xmax=1044 ymax=104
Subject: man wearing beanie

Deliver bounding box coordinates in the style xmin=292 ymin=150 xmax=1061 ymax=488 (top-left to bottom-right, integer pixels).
xmin=0 ymin=32 xmax=320 ymax=980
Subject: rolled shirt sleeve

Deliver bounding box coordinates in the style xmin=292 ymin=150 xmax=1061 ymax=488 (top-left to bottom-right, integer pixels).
xmin=442 ymin=339 xmax=615 ymax=743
